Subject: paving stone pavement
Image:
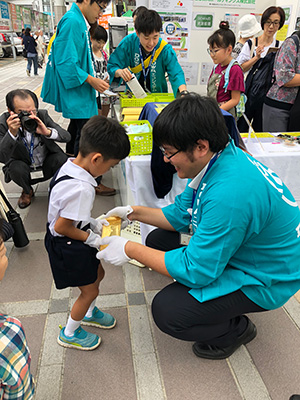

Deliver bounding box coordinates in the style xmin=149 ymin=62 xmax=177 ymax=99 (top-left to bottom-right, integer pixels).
xmin=1 ymin=59 xmax=300 ymax=400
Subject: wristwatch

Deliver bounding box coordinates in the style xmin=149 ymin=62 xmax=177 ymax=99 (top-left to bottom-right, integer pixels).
xmin=180 ymin=90 xmax=189 ymax=96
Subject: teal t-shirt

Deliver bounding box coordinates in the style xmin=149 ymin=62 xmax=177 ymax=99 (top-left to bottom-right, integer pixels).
xmin=162 ymin=140 xmax=300 ymax=310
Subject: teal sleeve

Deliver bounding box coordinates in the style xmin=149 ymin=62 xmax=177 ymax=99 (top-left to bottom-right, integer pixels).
xmin=107 ymin=36 xmax=133 ymax=85
xmin=163 ymin=45 xmax=186 ymax=96
xmin=55 ymin=20 xmax=89 ymax=89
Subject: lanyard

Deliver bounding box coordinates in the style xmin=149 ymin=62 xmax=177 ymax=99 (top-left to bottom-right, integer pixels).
xmin=22 ymin=133 xmax=35 ymax=168
xmin=191 ymin=150 xmax=222 ymax=216
xmin=139 ymin=44 xmax=155 ymax=88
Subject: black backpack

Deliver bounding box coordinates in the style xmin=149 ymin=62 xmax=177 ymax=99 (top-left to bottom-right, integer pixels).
xmin=245 ymin=38 xmax=279 ymax=109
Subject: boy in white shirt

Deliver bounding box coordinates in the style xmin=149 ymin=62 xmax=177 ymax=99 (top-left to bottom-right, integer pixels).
xmin=45 ymin=115 xmax=130 ymax=350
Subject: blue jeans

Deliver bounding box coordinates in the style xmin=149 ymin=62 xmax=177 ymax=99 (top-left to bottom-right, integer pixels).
xmin=27 ymin=54 xmax=38 ymax=75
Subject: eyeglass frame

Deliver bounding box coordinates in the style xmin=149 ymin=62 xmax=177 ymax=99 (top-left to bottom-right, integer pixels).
xmin=265 ymin=20 xmax=280 ymax=27
xmin=207 ymin=48 xmax=223 ymax=56
xmin=95 ymin=0 xmax=106 ymax=12
xmin=16 ymin=109 xmax=38 ymax=116
xmin=159 ymin=146 xmax=181 ymax=160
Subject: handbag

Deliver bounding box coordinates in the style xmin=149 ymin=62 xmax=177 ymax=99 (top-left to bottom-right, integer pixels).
xmin=0 ymin=189 xmax=29 ymax=248
xmin=22 ymin=48 xmax=27 ymax=58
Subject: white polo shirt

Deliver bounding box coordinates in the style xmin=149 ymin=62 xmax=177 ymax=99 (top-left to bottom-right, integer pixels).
xmin=48 ymin=158 xmax=97 ymax=237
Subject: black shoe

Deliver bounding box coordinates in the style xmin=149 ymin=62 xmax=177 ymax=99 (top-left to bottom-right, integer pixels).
xmin=192 ymin=317 xmax=257 ymax=360
xmin=290 ymin=396 xmax=300 ymax=400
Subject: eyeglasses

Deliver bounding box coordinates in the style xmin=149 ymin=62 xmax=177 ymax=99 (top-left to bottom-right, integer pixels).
xmin=95 ymin=0 xmax=106 ymax=12
xmin=265 ymin=20 xmax=280 ymax=27
xmin=159 ymin=146 xmax=181 ymax=160
xmin=17 ymin=109 xmax=38 ymax=115
xmin=207 ymin=48 xmax=221 ymax=56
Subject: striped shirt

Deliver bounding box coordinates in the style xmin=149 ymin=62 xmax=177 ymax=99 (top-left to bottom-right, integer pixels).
xmin=0 ymin=314 xmax=34 ymax=399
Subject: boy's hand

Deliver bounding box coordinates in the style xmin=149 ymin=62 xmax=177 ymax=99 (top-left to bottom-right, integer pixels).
xmin=90 ymin=217 xmax=109 ymax=235
xmin=96 ymin=236 xmax=130 ymax=266
xmin=115 ymin=68 xmax=133 ymax=82
xmin=84 ymin=229 xmax=102 ymax=249
xmin=104 ymin=205 xmax=133 ymax=229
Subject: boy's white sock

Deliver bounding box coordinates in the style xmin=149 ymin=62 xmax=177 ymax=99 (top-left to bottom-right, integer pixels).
xmin=85 ymin=300 xmax=96 ymax=318
xmin=64 ymin=316 xmax=81 ymax=337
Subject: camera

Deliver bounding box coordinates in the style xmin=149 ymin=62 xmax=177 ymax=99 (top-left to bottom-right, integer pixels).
xmin=18 ymin=111 xmax=38 ymax=133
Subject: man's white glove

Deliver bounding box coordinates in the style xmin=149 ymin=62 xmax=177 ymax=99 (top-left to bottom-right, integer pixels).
xmin=90 ymin=217 xmax=109 ymax=235
xmin=84 ymin=229 xmax=102 ymax=249
xmin=104 ymin=205 xmax=133 ymax=229
xmin=96 ymin=236 xmax=130 ymax=266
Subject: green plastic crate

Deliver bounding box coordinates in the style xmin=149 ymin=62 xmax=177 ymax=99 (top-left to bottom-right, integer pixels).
xmin=119 ymin=93 xmax=156 ymax=108
xmin=121 ymin=120 xmax=153 ymax=156
xmin=154 ymin=93 xmax=175 ymax=102
xmin=119 ymin=92 xmax=174 ymax=108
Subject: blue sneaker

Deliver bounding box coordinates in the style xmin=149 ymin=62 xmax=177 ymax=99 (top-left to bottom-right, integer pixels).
xmin=57 ymin=325 xmax=101 ymax=350
xmin=82 ymin=306 xmax=116 ymax=329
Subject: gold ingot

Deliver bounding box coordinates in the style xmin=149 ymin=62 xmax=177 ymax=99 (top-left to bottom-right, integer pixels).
xmin=100 ymin=217 xmax=122 ymax=250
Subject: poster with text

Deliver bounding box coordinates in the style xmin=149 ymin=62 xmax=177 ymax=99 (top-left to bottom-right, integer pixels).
xmin=179 ymin=61 xmax=199 ymax=85
xmin=224 ymin=13 xmax=239 ymax=34
xmin=194 ymin=0 xmax=255 ymax=9
xmin=10 ymin=3 xmax=22 ymax=32
xmin=150 ymin=0 xmax=193 ymax=60
xmin=0 ymin=1 xmax=11 ymax=31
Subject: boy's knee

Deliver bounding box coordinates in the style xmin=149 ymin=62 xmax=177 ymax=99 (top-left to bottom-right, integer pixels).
xmin=98 ymin=264 xmax=105 ymax=281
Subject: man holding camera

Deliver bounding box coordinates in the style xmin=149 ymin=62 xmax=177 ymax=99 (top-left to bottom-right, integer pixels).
xmin=0 ymin=89 xmax=70 ymax=209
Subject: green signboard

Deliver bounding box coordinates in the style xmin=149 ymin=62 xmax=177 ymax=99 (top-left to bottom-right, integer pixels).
xmin=194 ymin=14 xmax=213 ymax=28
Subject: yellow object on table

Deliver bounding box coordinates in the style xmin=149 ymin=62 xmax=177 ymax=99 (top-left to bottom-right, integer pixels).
xmin=122 ymin=107 xmax=143 ymax=121
xmin=100 ymin=217 xmax=122 ymax=250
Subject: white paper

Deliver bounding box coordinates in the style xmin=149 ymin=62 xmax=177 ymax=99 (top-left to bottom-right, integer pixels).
xmin=200 ymin=62 xmax=213 ymax=85
xmin=179 ymin=61 xmax=199 ymax=85
xmin=127 ymin=76 xmax=147 ymax=98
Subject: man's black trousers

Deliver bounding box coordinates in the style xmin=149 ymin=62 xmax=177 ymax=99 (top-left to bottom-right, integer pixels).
xmin=146 ymin=228 xmax=266 ymax=347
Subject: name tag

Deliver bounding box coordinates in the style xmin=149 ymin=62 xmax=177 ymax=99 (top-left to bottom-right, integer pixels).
xmin=180 ymin=232 xmax=192 ymax=246
xmin=30 ymin=169 xmax=44 ymax=179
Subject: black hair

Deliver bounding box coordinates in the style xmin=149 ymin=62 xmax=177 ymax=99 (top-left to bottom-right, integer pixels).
xmin=261 ymin=6 xmax=285 ymax=30
xmin=135 ymin=9 xmax=162 ymax=35
xmin=6 ymin=89 xmax=39 ymax=112
xmin=24 ymin=27 xmax=31 ymax=36
xmin=153 ymin=93 xmax=229 ymax=153
xmin=91 ymin=24 xmax=108 ymax=43
xmin=207 ymin=21 xmax=235 ymax=49
xmin=132 ymin=6 xmax=147 ymax=19
xmin=79 ymin=116 xmax=130 ymax=160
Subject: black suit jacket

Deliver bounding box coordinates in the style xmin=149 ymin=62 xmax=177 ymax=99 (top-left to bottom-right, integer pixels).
xmin=0 ymin=110 xmax=70 ymax=166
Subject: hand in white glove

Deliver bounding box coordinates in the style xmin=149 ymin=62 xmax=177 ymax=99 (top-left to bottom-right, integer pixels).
xmin=84 ymin=229 xmax=102 ymax=250
xmin=104 ymin=205 xmax=133 ymax=229
xmin=96 ymin=236 xmax=130 ymax=266
xmin=90 ymin=217 xmax=109 ymax=235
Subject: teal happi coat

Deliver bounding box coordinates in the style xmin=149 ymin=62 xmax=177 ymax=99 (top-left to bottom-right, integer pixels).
xmin=107 ymin=33 xmax=186 ymax=97
xmin=41 ymin=3 xmax=97 ymax=119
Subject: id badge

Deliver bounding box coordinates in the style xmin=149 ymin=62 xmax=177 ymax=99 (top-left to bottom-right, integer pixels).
xmin=180 ymin=232 xmax=192 ymax=246
xmin=30 ymin=169 xmax=44 ymax=179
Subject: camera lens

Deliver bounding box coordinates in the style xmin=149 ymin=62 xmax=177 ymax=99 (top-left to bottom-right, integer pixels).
xmin=23 ymin=118 xmax=38 ymax=133
xmin=18 ymin=111 xmax=38 ymax=133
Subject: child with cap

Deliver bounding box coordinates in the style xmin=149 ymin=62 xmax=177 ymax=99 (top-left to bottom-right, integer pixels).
xmin=44 ymin=115 xmax=130 ymax=350
xmin=232 ymin=14 xmax=262 ymax=59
